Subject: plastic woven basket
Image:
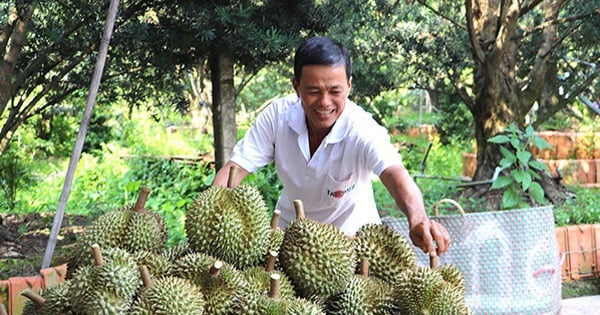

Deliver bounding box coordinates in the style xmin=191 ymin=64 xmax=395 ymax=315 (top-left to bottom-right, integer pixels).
xmin=382 ymin=199 xmax=561 ymax=315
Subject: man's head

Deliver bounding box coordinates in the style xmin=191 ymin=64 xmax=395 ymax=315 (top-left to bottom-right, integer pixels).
xmin=292 ymin=36 xmax=352 ymax=138
xmin=293 ymin=36 xmax=352 ymax=83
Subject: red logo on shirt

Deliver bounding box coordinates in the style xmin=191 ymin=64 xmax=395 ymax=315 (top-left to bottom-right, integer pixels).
xmin=332 ymin=190 xmax=345 ymax=198
xmin=327 ymin=184 xmax=355 ymax=199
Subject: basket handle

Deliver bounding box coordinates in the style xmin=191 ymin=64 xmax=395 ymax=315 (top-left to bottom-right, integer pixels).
xmin=433 ymin=199 xmax=466 ymax=216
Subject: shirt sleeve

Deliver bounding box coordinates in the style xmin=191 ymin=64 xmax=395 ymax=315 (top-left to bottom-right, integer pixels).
xmin=230 ymin=102 xmax=278 ymax=173
xmin=362 ymin=121 xmax=404 ymax=177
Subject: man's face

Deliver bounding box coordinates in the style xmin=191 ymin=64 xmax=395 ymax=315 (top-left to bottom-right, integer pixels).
xmin=293 ymin=64 xmax=351 ymax=135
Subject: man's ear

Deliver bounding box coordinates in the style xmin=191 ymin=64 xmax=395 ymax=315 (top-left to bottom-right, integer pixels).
xmin=292 ymin=78 xmax=300 ymax=96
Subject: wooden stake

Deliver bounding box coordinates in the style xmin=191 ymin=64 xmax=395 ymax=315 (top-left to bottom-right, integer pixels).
xmin=0 ymin=303 xmax=7 ymax=315
xmin=268 ymin=273 xmax=281 ymax=299
xmin=359 ymin=257 xmax=369 ymax=277
xmin=266 ymin=251 xmax=278 ymax=272
xmin=92 ymin=243 xmax=104 ymax=266
xmin=271 ymin=210 xmax=281 ymax=229
xmin=293 ymin=200 xmax=305 ymax=219
xmin=227 ymin=165 xmax=238 ymax=188
xmin=210 ymin=260 xmax=224 ymax=277
xmin=139 ymin=265 xmax=153 ymax=287
xmin=21 ymin=289 xmax=45 ymax=307
xmin=430 ymin=255 xmax=438 ymax=269
xmin=133 ymin=187 xmax=151 ymax=212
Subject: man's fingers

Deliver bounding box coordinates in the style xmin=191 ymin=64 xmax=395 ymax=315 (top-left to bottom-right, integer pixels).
xmin=430 ymin=220 xmax=451 ymax=255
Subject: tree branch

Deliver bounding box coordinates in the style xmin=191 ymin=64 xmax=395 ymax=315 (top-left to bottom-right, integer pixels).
xmin=414 ymin=0 xmax=466 ymax=30
xmin=517 ymin=8 xmax=598 ymax=39
xmin=519 ymin=0 xmax=544 ymax=17
xmin=490 ymin=0 xmax=520 ymax=64
xmin=465 ymin=0 xmax=485 ymax=63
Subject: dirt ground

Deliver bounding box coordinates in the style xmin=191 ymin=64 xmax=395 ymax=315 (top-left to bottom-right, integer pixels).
xmin=0 ymin=212 xmax=89 ymax=278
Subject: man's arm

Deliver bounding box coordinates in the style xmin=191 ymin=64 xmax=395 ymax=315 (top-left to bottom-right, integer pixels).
xmin=379 ymin=164 xmax=450 ymax=257
xmin=212 ymin=161 xmax=250 ymax=187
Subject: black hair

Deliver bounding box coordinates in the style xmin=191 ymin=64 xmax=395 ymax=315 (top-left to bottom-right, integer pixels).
xmin=293 ymin=36 xmax=352 ymax=82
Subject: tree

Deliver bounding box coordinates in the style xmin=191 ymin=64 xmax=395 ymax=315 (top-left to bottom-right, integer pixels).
xmin=401 ymin=0 xmax=599 ymax=209
xmin=131 ymin=1 xmax=343 ymax=169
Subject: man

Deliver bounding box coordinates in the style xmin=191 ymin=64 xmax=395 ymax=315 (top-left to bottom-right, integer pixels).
xmin=212 ymin=36 xmax=450 ymax=258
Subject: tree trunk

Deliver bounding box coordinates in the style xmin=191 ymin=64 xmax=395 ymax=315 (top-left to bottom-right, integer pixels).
xmin=210 ymin=50 xmax=237 ymax=170
xmin=462 ymin=0 xmax=568 ymax=209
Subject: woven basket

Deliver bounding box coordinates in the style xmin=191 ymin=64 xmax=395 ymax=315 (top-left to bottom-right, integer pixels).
xmin=383 ymin=199 xmax=561 ymax=315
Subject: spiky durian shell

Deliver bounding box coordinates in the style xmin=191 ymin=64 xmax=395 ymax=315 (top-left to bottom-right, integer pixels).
xmin=129 ymin=276 xmax=205 ymax=315
xmin=172 ymin=253 xmax=252 ymax=315
xmin=162 ymin=240 xmax=192 ymax=263
xmin=284 ymin=297 xmax=326 ymax=315
xmin=122 ymin=209 xmax=167 ymax=254
xmin=279 ymin=218 xmax=356 ymax=299
xmin=427 ymin=281 xmax=473 ymax=315
xmin=21 ymin=282 xmax=73 ymax=315
xmin=69 ymin=248 xmax=140 ymax=315
xmin=242 ymin=267 xmax=296 ymax=299
xmin=353 ymin=223 xmax=417 ymax=283
xmin=324 ymin=275 xmax=397 ymax=315
xmin=133 ymin=250 xmax=173 ymax=278
xmin=436 ymin=264 xmax=466 ymax=293
xmin=392 ymin=267 xmax=444 ymax=315
xmin=68 ymin=210 xmax=131 ymax=271
xmin=185 ymin=185 xmax=271 ymax=269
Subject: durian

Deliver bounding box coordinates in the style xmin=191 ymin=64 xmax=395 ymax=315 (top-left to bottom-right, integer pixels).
xmin=68 ymin=187 xmax=167 ymax=272
xmin=68 ymin=244 xmax=140 ymax=315
xmin=279 ymin=199 xmax=356 ymax=299
xmin=324 ymin=258 xmax=397 ymax=315
xmin=21 ymin=284 xmax=74 ymax=315
xmin=129 ymin=265 xmax=205 ymax=315
xmin=353 ymin=223 xmax=417 ymax=283
xmin=185 ymin=166 xmax=271 ymax=269
xmin=242 ymin=251 xmax=295 ymax=299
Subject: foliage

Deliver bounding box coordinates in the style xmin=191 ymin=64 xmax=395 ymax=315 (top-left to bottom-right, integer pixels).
xmin=434 ymin=96 xmax=473 ymax=145
xmin=488 ymin=124 xmax=553 ymax=209
xmin=554 ymin=187 xmax=600 ymax=226
xmin=0 ymin=144 xmax=32 ymax=211
xmin=243 ymin=163 xmax=282 ymax=214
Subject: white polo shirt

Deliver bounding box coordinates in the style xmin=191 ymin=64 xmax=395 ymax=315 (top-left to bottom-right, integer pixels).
xmin=230 ymin=94 xmax=403 ymax=235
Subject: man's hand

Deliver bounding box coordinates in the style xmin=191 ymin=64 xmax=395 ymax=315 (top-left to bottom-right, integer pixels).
xmin=409 ymin=219 xmax=450 ymax=257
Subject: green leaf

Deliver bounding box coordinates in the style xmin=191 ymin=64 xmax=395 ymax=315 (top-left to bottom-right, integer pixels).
xmin=528 ymin=182 xmax=545 ymax=204
xmin=528 ymin=160 xmax=549 ymax=171
xmin=511 ymin=169 xmax=532 ymax=190
xmin=499 ymin=146 xmax=516 ymax=163
xmin=532 ymin=136 xmax=552 ymax=150
xmin=502 ymin=189 xmax=521 ymax=209
xmin=527 ymin=168 xmax=541 ymax=180
xmin=516 ymin=150 xmax=532 ymax=165
xmin=510 ymin=138 xmax=521 ymax=150
xmin=525 ymin=125 xmax=534 ymax=137
xmin=500 ymin=158 xmax=513 ymax=169
xmin=488 ymin=135 xmax=510 ymax=144
xmin=491 ymin=175 xmax=513 ymax=189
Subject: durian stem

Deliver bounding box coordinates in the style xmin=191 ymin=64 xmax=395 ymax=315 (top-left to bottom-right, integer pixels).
xmin=430 ymin=256 xmax=438 ymax=269
xmin=91 ymin=243 xmax=104 ymax=266
xmin=266 ymin=251 xmax=277 ymax=272
xmin=21 ymin=289 xmax=45 ymax=306
xmin=359 ymin=257 xmax=369 ymax=277
xmin=139 ymin=265 xmax=153 ymax=287
xmin=133 ymin=187 xmax=151 ymax=212
xmin=271 ymin=210 xmax=281 ymax=229
xmin=227 ymin=165 xmax=238 ymax=188
xmin=210 ymin=260 xmax=224 ymax=277
xmin=0 ymin=303 xmax=7 ymax=315
xmin=293 ymin=199 xmax=305 ymax=219
xmin=268 ymin=273 xmax=281 ymax=299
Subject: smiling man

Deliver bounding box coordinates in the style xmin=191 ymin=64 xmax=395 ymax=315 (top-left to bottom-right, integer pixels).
xmin=212 ymin=36 xmax=450 ymax=258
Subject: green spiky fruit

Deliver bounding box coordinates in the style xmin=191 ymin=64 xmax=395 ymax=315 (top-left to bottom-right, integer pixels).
xmin=353 ymin=223 xmax=417 ymax=283
xmin=284 ymin=297 xmax=326 ymax=315
xmin=242 ymin=268 xmax=295 ymax=299
xmin=280 ymin=217 xmax=356 ymax=299
xmin=162 ymin=240 xmax=192 ymax=263
xmin=133 ymin=250 xmax=173 ymax=278
xmin=436 ymin=264 xmax=466 ymax=293
xmin=69 ymin=247 xmax=140 ymax=315
xmin=129 ymin=276 xmax=205 ymax=315
xmin=185 ymin=185 xmax=271 ymax=269
xmin=392 ymin=266 xmax=471 ymax=315
xmin=21 ymin=282 xmax=73 ymax=315
xmin=68 ymin=205 xmax=166 ymax=273
xmin=173 ymin=254 xmax=252 ymax=315
xmin=324 ymin=275 xmax=397 ymax=315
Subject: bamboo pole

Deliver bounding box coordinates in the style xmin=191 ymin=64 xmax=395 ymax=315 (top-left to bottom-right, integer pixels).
xmin=41 ymin=0 xmax=120 ymax=269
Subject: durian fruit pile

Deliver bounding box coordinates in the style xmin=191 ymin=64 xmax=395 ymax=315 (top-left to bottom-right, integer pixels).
xmin=22 ymin=168 xmax=473 ymax=315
